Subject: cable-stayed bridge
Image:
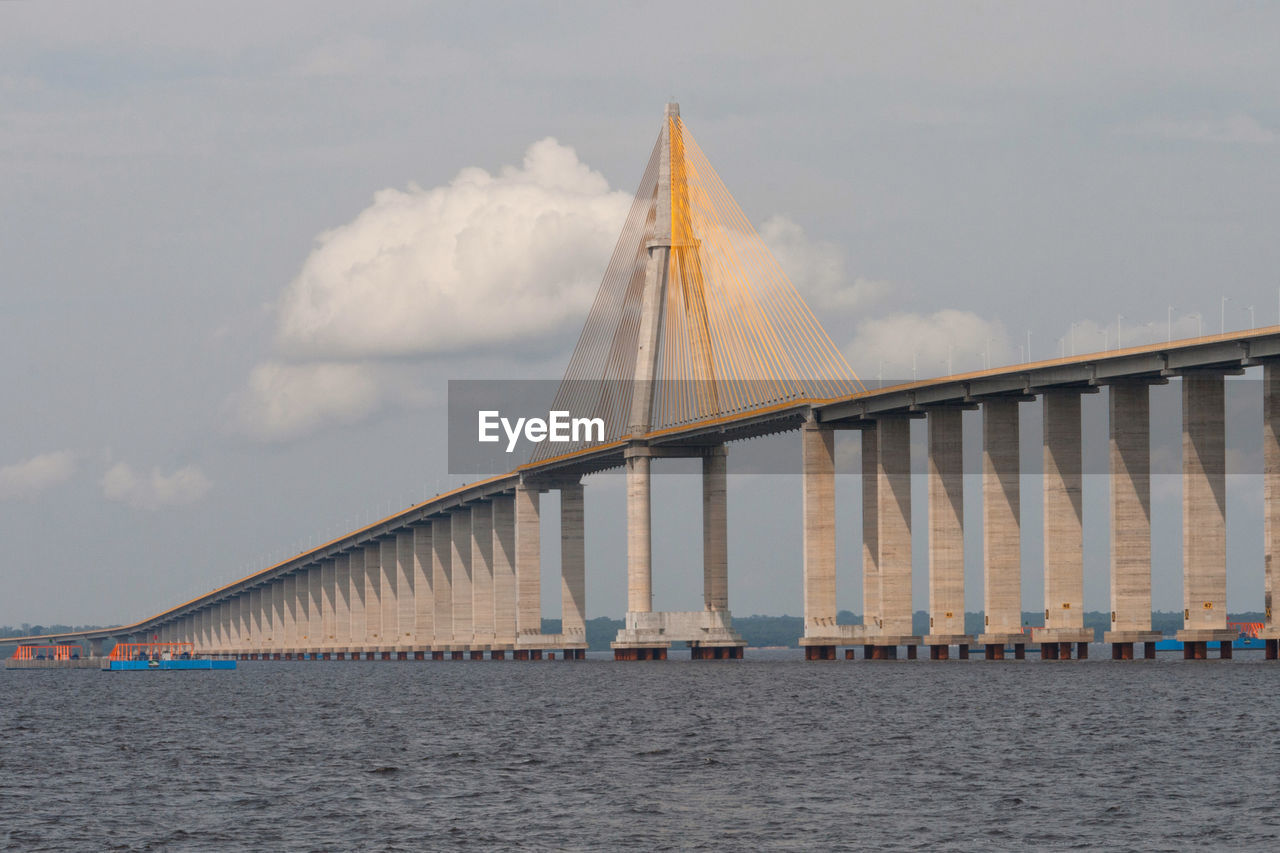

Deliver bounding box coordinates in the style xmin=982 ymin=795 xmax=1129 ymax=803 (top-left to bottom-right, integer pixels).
xmin=11 ymin=104 xmax=1280 ymax=663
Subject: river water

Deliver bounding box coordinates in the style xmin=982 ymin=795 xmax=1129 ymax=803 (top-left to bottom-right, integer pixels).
xmin=3 ymin=649 xmax=1277 ymax=851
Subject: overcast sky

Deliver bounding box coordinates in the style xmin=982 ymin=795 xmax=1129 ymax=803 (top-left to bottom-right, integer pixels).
xmin=3 ymin=1 xmax=1279 ymax=627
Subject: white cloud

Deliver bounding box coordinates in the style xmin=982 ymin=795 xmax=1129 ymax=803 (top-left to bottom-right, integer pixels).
xmin=1122 ymin=114 xmax=1276 ymax=145
xmin=274 ymin=137 xmax=631 ymax=360
xmin=760 ymin=215 xmax=890 ymax=313
xmin=845 ymin=309 xmax=1013 ymax=380
xmin=232 ymin=361 xmax=385 ymax=442
xmin=102 ymin=462 xmax=212 ymax=510
xmin=0 ymin=451 xmax=77 ymax=500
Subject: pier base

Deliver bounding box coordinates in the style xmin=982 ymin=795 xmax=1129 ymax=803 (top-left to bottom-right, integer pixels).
xmin=490 ymin=650 xmax=505 ymax=660
xmin=1267 ymin=639 xmax=1278 ymax=660
xmin=977 ymin=632 xmax=1027 ymax=661
xmin=613 ymin=647 xmax=667 ymax=661
xmin=805 ymin=645 xmax=836 ymax=661
xmin=690 ymin=644 xmax=743 ymax=660
xmin=470 ymin=650 xmax=484 ymax=660
xmin=1219 ymin=640 xmax=1233 ymax=659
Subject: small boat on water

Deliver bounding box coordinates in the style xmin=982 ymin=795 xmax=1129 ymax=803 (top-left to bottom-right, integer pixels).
xmin=103 ymin=642 xmax=236 ymax=671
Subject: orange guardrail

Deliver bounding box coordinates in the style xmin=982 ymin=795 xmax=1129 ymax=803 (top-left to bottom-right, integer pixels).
xmin=11 ymin=644 xmax=82 ymax=661
xmin=108 ymin=642 xmax=195 ymax=661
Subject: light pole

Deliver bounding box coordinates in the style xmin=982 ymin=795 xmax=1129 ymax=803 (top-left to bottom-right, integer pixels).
xmin=1027 ymin=330 xmax=1032 ymax=363
xmin=1070 ymin=323 xmax=1077 ymax=356
xmin=1117 ymin=313 xmax=1125 ymax=349
xmin=1249 ymin=305 xmax=1255 ymax=328
xmin=1167 ymin=305 xmax=1173 ymax=342
xmin=1221 ymin=296 xmax=1231 ymax=334
xmin=1192 ymin=312 xmax=1203 ymax=337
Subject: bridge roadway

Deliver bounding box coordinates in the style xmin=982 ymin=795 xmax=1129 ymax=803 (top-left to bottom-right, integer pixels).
xmin=12 ymin=327 xmax=1280 ymax=662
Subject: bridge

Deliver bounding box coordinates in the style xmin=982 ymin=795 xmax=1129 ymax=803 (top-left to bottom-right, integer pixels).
xmin=10 ymin=104 xmax=1280 ymax=663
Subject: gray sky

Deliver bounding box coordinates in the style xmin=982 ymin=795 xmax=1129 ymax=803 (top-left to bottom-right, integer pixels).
xmin=3 ymin=1 xmax=1279 ymax=627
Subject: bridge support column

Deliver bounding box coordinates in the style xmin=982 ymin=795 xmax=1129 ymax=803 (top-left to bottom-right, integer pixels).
xmin=283 ymin=574 xmax=298 ymax=655
xmin=703 ymin=447 xmax=728 ymax=612
xmin=412 ymin=525 xmax=434 ymax=655
xmin=1033 ymin=389 xmax=1093 ymax=655
xmin=1177 ymin=372 xmax=1234 ymax=651
xmin=471 ymin=502 xmax=495 ymax=650
xmin=561 ymin=481 xmax=587 ymax=645
xmin=379 ymin=538 xmax=399 ymax=654
xmin=393 ymin=532 xmax=414 ymax=654
xmin=923 ymin=406 xmax=971 ymax=656
xmin=296 ymin=570 xmax=312 ymax=654
xmin=977 ymin=398 xmax=1027 ymax=657
xmin=347 ymin=548 xmax=366 ymax=658
xmin=626 ymin=453 xmax=652 ymax=614
xmin=432 ymin=516 xmax=454 ymax=652
xmin=862 ymin=422 xmax=880 ymax=637
xmin=1262 ymin=362 xmax=1280 ymax=653
xmin=515 ymin=483 xmax=540 ymax=651
xmin=1103 ymin=382 xmax=1161 ymax=657
xmin=867 ymin=416 xmax=920 ymax=657
xmin=334 ymin=553 xmax=351 ymax=655
xmin=491 ymin=495 xmax=516 ymax=651
xmin=799 ymin=422 xmax=840 ymax=660
xmin=364 ymin=542 xmax=383 ymax=651
xmin=451 ymin=512 xmax=473 ymax=649
xmin=237 ymin=593 xmax=251 ymax=656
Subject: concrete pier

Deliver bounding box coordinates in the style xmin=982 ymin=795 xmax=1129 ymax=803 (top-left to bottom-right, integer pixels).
xmin=1103 ymin=382 xmax=1162 ymax=656
xmin=560 ymin=482 xmax=587 ymax=642
xmin=413 ymin=526 xmax=433 ymax=648
xmin=515 ymin=483 xmax=541 ymax=640
xmin=703 ymin=448 xmax=728 ymax=611
xmin=491 ymin=494 xmax=516 ymax=647
xmin=471 ymin=503 xmax=495 ymax=647
xmin=799 ymin=422 xmax=862 ymax=657
xmin=923 ymin=406 xmax=970 ymax=655
xmin=862 ymin=422 xmax=880 ymax=634
xmin=1033 ymin=389 xmax=1093 ymax=656
xmin=308 ymin=565 xmax=323 ymax=653
xmin=451 ymin=511 xmax=473 ymax=648
xmin=321 ymin=559 xmax=336 ymax=650
xmin=379 ymin=538 xmax=398 ymax=650
xmin=1262 ymin=362 xmax=1280 ymax=651
xmin=432 ymin=516 xmax=453 ymax=647
xmin=1177 ymin=373 xmax=1235 ymax=648
xmin=801 ymin=422 xmax=837 ymax=637
xmin=347 ymin=548 xmax=366 ymax=652
xmin=395 ymin=532 xmax=414 ymax=651
xmin=870 ymin=416 xmax=920 ymax=654
xmin=625 ymin=452 xmax=652 ymax=615
xmin=976 ymin=398 xmax=1027 ymax=658
xmin=271 ymin=577 xmax=286 ymax=652
xmin=364 ymin=543 xmax=382 ymax=648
